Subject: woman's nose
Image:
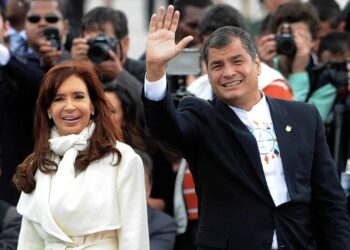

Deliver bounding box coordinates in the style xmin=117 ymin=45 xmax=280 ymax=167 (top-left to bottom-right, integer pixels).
xmin=64 ymin=100 xmax=76 ymax=111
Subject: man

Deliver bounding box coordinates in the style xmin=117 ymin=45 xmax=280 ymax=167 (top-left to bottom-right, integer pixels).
xmin=309 ymin=0 xmax=343 ymax=38
xmin=189 ymin=3 xmax=292 ymax=101
xmin=23 ymin=0 xmax=70 ymax=69
xmin=174 ymin=0 xmax=212 ymax=48
xmin=5 ymin=0 xmax=30 ymax=53
xmin=256 ymin=2 xmax=319 ymax=102
xmin=71 ymin=6 xmax=144 ymax=104
xmin=142 ymin=5 xmax=350 ymax=249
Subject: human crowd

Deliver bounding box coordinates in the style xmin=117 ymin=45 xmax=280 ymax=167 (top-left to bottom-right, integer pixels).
xmin=0 ymin=0 xmax=350 ymax=249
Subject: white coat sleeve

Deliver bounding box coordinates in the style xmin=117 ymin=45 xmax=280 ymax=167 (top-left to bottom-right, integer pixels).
xmin=17 ymin=217 xmax=45 ymax=250
xmin=116 ymin=148 xmax=150 ymax=250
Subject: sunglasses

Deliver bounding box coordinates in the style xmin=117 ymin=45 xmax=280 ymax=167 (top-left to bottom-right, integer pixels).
xmin=27 ymin=15 xmax=60 ymax=24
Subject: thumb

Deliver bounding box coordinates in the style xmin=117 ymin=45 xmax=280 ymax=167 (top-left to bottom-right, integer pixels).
xmin=175 ymin=36 xmax=193 ymax=53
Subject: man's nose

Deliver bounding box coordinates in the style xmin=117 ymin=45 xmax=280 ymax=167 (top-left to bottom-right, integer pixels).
xmin=223 ymin=66 xmax=236 ymax=77
xmin=38 ymin=17 xmax=48 ymax=26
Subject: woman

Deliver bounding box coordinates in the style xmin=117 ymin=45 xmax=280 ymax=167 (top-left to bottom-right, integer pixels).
xmin=13 ymin=60 xmax=149 ymax=249
xmin=104 ymin=85 xmax=146 ymax=151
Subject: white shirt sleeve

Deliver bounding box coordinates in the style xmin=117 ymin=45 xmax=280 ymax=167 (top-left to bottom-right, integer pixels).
xmin=144 ymin=74 xmax=167 ymax=101
xmin=0 ymin=43 xmax=10 ymax=66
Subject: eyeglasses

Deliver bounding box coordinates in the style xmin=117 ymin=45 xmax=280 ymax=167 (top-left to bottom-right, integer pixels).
xmin=26 ymin=15 xmax=60 ymax=24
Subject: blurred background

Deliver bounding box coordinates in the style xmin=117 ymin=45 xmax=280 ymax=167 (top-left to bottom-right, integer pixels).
xmin=83 ymin=0 xmax=349 ymax=58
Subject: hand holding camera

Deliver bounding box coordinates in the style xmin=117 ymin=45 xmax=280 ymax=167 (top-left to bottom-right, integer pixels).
xmin=71 ymin=34 xmax=124 ymax=82
xmin=290 ymin=26 xmax=314 ymax=74
xmin=38 ymin=27 xmax=62 ymax=68
xmin=87 ymin=35 xmax=120 ymax=63
xmin=95 ymin=49 xmax=124 ymax=82
xmin=256 ymin=33 xmax=277 ymax=67
xmin=71 ymin=37 xmax=90 ymax=61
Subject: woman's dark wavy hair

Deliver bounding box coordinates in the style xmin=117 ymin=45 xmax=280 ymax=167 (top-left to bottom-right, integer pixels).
xmin=13 ymin=60 xmax=122 ymax=193
xmin=104 ymin=85 xmax=146 ymax=151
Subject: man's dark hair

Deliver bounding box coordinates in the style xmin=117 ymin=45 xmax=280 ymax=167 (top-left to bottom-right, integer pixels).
xmin=29 ymin=0 xmax=67 ymax=19
xmin=318 ymin=31 xmax=350 ymax=57
xmin=202 ymin=26 xmax=258 ymax=66
xmin=268 ymin=2 xmax=320 ymax=40
xmin=198 ymin=4 xmax=246 ymax=42
xmin=310 ymin=0 xmax=341 ymax=29
xmin=174 ymin=0 xmax=213 ymax=19
xmin=81 ymin=7 xmax=128 ymax=39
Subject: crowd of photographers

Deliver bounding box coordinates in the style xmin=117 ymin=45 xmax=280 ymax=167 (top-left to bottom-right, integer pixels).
xmin=0 ymin=0 xmax=349 ymax=249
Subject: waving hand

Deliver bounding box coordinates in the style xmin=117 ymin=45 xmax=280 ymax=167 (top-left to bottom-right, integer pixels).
xmin=146 ymin=5 xmax=193 ymax=81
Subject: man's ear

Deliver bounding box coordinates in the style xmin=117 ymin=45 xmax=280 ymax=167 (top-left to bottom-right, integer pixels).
xmin=337 ymin=21 xmax=346 ymax=32
xmin=255 ymin=55 xmax=261 ymax=76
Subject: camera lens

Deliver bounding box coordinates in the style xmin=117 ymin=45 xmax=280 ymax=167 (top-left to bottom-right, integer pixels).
xmin=276 ymin=34 xmax=296 ymax=57
xmin=87 ymin=43 xmax=110 ymax=63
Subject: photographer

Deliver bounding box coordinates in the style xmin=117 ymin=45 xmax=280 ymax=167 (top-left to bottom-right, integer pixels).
xmin=256 ymin=2 xmax=320 ymax=101
xmin=23 ymin=0 xmax=70 ymax=69
xmin=308 ymin=31 xmax=350 ymax=121
xmin=71 ymin=7 xmax=144 ymax=104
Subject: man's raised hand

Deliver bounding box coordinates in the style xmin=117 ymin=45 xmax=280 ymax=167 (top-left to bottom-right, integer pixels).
xmin=146 ymin=5 xmax=193 ymax=81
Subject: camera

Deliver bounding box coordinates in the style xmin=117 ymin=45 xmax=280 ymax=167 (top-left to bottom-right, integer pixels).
xmin=87 ymin=35 xmax=118 ymax=63
xmin=313 ymin=60 xmax=349 ymax=90
xmin=276 ymin=23 xmax=296 ymax=57
xmin=44 ymin=27 xmax=60 ymax=50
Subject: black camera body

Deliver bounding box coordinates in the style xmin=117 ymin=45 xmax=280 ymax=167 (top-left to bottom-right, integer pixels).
xmin=44 ymin=27 xmax=60 ymax=50
xmin=276 ymin=23 xmax=296 ymax=57
xmin=87 ymin=35 xmax=118 ymax=63
xmin=314 ymin=61 xmax=349 ymax=90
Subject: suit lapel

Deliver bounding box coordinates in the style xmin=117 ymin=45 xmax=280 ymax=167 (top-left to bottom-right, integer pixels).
xmin=267 ymin=97 xmax=297 ymax=200
xmin=214 ymin=99 xmax=272 ymax=196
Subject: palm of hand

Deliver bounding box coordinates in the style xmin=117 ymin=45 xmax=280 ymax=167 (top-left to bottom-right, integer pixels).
xmin=146 ymin=29 xmax=178 ymax=65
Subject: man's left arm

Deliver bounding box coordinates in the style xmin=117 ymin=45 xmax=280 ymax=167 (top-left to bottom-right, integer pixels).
xmin=311 ymin=105 xmax=350 ymax=249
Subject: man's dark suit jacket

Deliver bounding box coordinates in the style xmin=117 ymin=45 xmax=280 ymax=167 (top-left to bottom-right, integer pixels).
xmin=0 ymin=55 xmax=45 ymax=205
xmin=142 ymin=89 xmax=350 ymax=250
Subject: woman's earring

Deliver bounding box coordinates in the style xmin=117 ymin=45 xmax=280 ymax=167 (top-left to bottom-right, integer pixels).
xmin=48 ymin=114 xmax=52 ymax=119
xmin=91 ymin=111 xmax=95 ymax=116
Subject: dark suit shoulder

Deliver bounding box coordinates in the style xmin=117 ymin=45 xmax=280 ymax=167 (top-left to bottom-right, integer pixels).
xmin=178 ymin=96 xmax=214 ymax=112
xmin=268 ymin=97 xmax=319 ymax=123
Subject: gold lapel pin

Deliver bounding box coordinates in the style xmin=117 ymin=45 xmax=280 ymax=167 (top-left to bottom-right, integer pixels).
xmin=285 ymin=125 xmax=292 ymax=132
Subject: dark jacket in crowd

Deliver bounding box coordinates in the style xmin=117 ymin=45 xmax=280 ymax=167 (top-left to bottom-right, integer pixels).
xmin=0 ymin=200 xmax=21 ymax=250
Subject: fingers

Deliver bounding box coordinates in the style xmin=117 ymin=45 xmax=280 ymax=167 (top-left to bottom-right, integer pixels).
xmin=149 ymin=13 xmax=157 ymax=33
xmin=155 ymin=6 xmax=165 ymax=30
xmin=176 ymin=36 xmax=193 ymax=52
xmin=149 ymin=5 xmax=177 ymax=33
xmin=170 ymin=10 xmax=180 ymax=33
xmin=163 ymin=5 xmax=175 ymax=30
xmin=71 ymin=39 xmax=89 ymax=60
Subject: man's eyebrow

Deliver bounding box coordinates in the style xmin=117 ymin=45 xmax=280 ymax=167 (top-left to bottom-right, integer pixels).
xmin=229 ymin=54 xmax=244 ymax=60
